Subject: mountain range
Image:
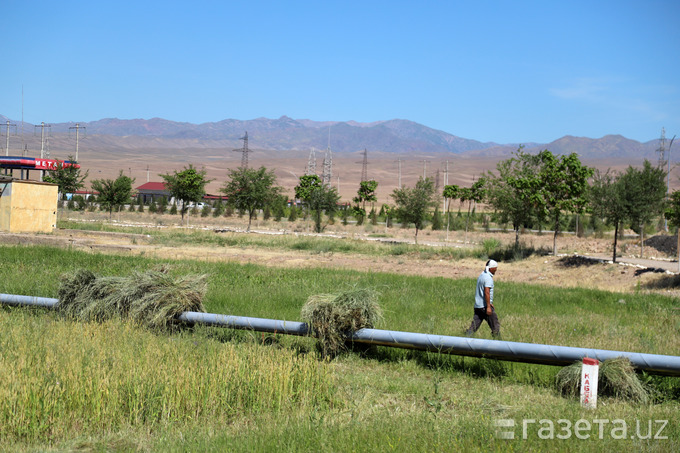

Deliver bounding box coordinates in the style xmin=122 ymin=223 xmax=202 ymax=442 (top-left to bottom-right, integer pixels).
xmin=0 ymin=115 xmax=662 ymax=160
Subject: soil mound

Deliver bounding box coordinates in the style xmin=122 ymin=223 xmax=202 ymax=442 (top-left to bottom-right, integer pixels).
xmin=644 ymin=235 xmax=677 ymax=256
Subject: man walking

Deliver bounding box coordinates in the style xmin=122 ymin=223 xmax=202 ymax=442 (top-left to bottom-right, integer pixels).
xmin=466 ymin=259 xmax=501 ymax=338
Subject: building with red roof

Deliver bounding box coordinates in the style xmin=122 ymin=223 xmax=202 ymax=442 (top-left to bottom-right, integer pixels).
xmin=136 ymin=182 xmax=170 ymax=204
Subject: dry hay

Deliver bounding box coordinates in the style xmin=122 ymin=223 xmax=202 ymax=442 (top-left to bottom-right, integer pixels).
xmin=555 ymin=357 xmax=649 ymax=404
xmin=58 ymin=266 xmax=207 ymax=330
xmin=301 ymin=287 xmax=382 ymax=358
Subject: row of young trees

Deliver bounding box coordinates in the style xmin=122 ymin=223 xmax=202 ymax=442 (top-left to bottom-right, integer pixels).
xmin=45 ymin=150 xmax=677 ymax=260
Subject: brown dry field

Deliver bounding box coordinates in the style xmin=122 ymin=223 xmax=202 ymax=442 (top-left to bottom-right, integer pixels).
xmin=13 ymin=133 xmax=676 ymax=202
xmin=5 ymin=209 xmax=680 ymax=299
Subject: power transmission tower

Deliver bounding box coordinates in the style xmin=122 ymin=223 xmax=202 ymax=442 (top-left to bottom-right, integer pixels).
xmin=3 ymin=120 xmax=17 ymax=157
xmin=657 ymin=127 xmax=667 ymax=169
xmin=322 ymin=146 xmax=333 ymax=187
xmin=233 ymin=131 xmax=251 ymax=168
xmin=321 ymin=128 xmax=333 ymax=186
xmin=306 ymin=147 xmax=317 ymax=175
xmin=69 ymin=123 xmax=86 ymax=162
xmin=394 ymin=158 xmax=402 ymax=188
xmin=357 ymin=148 xmax=369 ymax=182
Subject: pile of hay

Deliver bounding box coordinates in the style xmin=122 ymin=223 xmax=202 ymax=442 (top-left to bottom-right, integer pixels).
xmin=301 ymin=287 xmax=382 ymax=358
xmin=555 ymin=357 xmax=649 ymax=404
xmin=58 ymin=267 xmax=207 ymax=330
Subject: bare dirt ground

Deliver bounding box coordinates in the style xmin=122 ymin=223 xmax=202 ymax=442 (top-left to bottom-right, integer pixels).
xmin=4 ymin=210 xmax=680 ymax=298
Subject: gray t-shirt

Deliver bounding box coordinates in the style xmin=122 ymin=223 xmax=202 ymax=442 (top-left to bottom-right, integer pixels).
xmin=474 ymin=270 xmax=494 ymax=309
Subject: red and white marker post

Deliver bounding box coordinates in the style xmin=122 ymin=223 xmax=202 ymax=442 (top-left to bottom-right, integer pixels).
xmin=580 ymin=357 xmax=600 ymax=409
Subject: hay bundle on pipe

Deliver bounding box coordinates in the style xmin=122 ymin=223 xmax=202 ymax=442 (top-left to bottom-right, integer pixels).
xmin=301 ymin=287 xmax=382 ymax=358
xmin=555 ymin=357 xmax=649 ymax=404
xmin=57 ymin=266 xmax=207 ymax=330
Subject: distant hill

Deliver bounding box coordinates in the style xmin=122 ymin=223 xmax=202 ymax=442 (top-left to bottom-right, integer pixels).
xmin=0 ymin=114 xmax=660 ymax=160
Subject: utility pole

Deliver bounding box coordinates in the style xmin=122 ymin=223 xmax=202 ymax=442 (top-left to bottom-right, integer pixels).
xmin=146 ymin=165 xmax=150 ymax=183
xmin=394 ymin=158 xmax=402 ymax=189
xmin=69 ymin=123 xmax=86 ymax=162
xmin=421 ymin=160 xmax=429 ymax=179
xmin=34 ymin=122 xmax=51 ymax=181
xmin=443 ymin=160 xmax=450 ymax=213
xmin=4 ymin=120 xmax=17 ymax=156
xmin=666 ymin=134 xmax=676 ymax=231
xmin=233 ymin=131 xmax=251 ymax=168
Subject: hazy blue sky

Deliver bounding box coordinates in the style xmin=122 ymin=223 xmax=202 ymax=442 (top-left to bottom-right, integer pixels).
xmin=3 ymin=0 xmax=679 ymax=144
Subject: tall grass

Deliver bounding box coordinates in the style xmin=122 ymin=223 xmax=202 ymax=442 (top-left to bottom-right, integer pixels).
xmin=1 ymin=243 xmax=679 ymax=450
xmin=0 ymin=311 xmax=336 ymax=443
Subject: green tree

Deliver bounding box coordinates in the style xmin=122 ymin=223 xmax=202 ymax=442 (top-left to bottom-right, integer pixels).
xmin=213 ymin=198 xmax=225 ymax=217
xmin=294 ymin=175 xmax=341 ymax=233
xmin=620 ymin=159 xmax=666 ymax=258
xmin=485 ymin=148 xmax=541 ymax=248
xmin=43 ymin=155 xmax=88 ymax=196
xmin=530 ymin=151 xmax=593 ymax=255
xmin=391 ymin=177 xmax=437 ymax=244
xmin=442 ymin=184 xmax=460 ymax=239
xmin=459 ymin=178 xmax=486 ymax=244
xmin=91 ymin=171 xmax=135 ymax=219
xmin=664 ymin=190 xmax=680 ymax=272
xmin=157 ymin=196 xmax=168 ymax=214
xmin=272 ymin=195 xmax=287 ymax=221
xmin=352 ymin=180 xmax=378 ymax=226
xmin=160 ymin=165 xmax=212 ymax=223
xmin=590 ymin=169 xmax=627 ymax=262
xmin=220 ymin=166 xmax=282 ymax=231
xmin=382 ymin=204 xmax=393 ymax=228
xmin=288 ymin=205 xmax=298 ymax=222
xmin=431 ymin=206 xmax=443 ymax=230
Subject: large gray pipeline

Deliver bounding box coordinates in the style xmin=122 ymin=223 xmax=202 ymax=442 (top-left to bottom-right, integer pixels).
xmin=3 ymin=293 xmax=680 ymax=376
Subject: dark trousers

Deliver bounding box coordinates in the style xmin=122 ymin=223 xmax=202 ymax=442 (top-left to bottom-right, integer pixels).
xmin=466 ymin=307 xmax=501 ymax=338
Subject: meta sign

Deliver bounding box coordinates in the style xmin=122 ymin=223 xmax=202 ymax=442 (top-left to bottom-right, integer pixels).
xmin=0 ymin=156 xmax=80 ymax=170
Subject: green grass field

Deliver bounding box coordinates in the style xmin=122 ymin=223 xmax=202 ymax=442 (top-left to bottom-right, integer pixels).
xmin=1 ymin=244 xmax=678 ymax=451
